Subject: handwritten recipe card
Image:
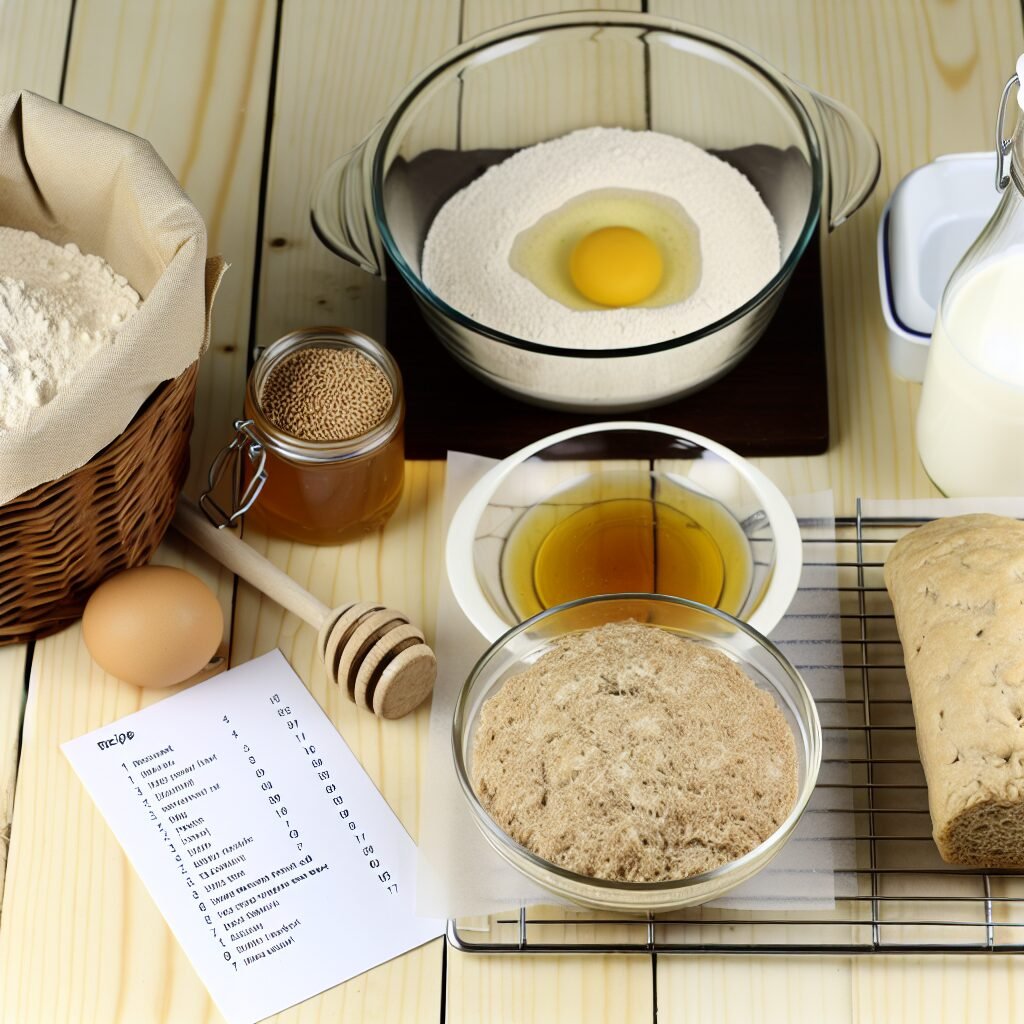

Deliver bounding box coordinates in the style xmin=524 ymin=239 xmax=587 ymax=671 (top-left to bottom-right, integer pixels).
xmin=63 ymin=650 xmax=444 ymax=1024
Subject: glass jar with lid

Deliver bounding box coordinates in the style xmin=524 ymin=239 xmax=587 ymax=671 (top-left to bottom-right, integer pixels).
xmin=202 ymin=327 xmax=405 ymax=544
xmin=916 ymin=56 xmax=1024 ymax=496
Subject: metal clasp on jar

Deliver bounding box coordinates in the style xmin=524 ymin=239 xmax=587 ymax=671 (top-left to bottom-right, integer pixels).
xmin=199 ymin=419 xmax=268 ymax=528
xmin=996 ymin=71 xmax=1020 ymax=192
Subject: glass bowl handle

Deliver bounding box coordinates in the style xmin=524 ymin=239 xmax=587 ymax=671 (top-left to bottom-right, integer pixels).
xmin=310 ymin=128 xmax=387 ymax=278
xmin=794 ymin=83 xmax=881 ymax=231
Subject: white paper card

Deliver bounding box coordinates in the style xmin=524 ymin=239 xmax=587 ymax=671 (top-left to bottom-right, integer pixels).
xmin=63 ymin=650 xmax=444 ymax=1024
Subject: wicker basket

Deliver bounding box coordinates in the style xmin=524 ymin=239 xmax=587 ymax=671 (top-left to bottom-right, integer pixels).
xmin=0 ymin=363 xmax=199 ymax=645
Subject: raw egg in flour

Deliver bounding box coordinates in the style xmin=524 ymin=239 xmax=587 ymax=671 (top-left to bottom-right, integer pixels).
xmin=570 ymin=226 xmax=663 ymax=306
xmin=509 ymin=188 xmax=701 ymax=310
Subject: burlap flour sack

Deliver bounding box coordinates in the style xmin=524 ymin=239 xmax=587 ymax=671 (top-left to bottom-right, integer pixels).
xmin=0 ymin=90 xmax=225 ymax=505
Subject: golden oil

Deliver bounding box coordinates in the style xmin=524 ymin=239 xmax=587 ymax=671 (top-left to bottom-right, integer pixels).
xmin=500 ymin=471 xmax=752 ymax=621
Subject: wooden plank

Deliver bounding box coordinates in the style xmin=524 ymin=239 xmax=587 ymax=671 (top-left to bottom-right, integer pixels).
xmin=459 ymin=7 xmax=648 ymax=146
xmin=0 ymin=2 xmax=276 ymax=1020
xmin=238 ymin=3 xmax=470 ymax=1018
xmin=59 ymin=0 xmax=273 ymax=497
xmin=252 ymin=4 xmax=650 ymax=1016
xmin=449 ymin=952 xmax=653 ymax=1024
xmin=229 ymin=461 xmax=447 ymax=1023
xmin=657 ymin=956 xmax=847 ymax=1023
xmin=849 ymin=955 xmax=1023 ymax=1024
xmin=0 ymin=646 xmax=25 ymax=917
xmin=255 ymin=0 xmax=464 ymax=350
xmin=461 ymin=0 xmax=633 ymax=33
xmin=0 ymin=542 xmax=229 ymax=1024
xmin=0 ymin=0 xmax=71 ymax=99
xmin=0 ymin=0 xmax=72 ymax=929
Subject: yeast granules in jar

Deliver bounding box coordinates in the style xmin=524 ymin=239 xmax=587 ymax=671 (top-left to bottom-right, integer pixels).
xmin=261 ymin=347 xmax=393 ymax=442
xmin=237 ymin=328 xmax=405 ymax=544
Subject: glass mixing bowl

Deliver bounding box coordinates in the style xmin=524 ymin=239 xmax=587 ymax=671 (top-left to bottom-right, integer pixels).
xmin=446 ymin=422 xmax=803 ymax=644
xmin=452 ymin=595 xmax=822 ymax=912
xmin=312 ymin=11 xmax=879 ymax=412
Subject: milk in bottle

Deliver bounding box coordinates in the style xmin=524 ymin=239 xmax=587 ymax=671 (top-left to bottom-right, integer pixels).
xmin=916 ymin=56 xmax=1024 ymax=496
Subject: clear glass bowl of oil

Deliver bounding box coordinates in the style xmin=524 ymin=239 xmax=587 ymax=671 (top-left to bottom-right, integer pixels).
xmin=446 ymin=422 xmax=802 ymax=643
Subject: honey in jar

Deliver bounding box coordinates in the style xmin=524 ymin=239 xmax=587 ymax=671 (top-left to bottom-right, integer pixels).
xmin=205 ymin=327 xmax=404 ymax=545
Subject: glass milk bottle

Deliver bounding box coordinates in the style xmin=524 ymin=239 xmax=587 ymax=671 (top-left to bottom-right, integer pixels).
xmin=917 ymin=57 xmax=1024 ymax=496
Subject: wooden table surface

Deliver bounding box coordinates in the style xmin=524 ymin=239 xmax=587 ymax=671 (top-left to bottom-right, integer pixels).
xmin=0 ymin=1 xmax=1020 ymax=1021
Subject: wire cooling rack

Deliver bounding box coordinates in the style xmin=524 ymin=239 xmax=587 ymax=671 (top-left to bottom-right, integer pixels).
xmin=448 ymin=504 xmax=1024 ymax=955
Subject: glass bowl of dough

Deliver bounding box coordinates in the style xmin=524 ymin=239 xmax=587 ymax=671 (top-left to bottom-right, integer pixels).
xmin=451 ymin=594 xmax=822 ymax=911
xmin=446 ymin=422 xmax=803 ymax=644
xmin=312 ymin=11 xmax=879 ymax=412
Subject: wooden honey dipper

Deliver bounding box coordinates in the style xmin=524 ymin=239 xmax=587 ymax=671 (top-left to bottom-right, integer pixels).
xmin=174 ymin=498 xmax=437 ymax=719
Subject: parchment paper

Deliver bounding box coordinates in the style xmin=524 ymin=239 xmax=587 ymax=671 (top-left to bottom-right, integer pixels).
xmin=862 ymin=496 xmax=1024 ymax=520
xmin=417 ymin=451 xmax=851 ymax=919
xmin=0 ymin=90 xmax=224 ymax=504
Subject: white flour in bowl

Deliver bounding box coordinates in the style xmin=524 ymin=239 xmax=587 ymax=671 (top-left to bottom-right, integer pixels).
xmin=0 ymin=227 xmax=141 ymax=431
xmin=421 ymin=127 xmax=780 ymax=349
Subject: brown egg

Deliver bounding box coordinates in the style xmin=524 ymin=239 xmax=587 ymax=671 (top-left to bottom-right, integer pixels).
xmin=82 ymin=565 xmax=224 ymax=688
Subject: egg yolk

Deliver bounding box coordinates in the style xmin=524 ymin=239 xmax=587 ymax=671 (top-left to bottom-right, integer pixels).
xmin=568 ymin=226 xmax=664 ymax=307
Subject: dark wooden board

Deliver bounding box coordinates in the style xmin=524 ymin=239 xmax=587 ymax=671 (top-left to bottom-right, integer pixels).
xmin=385 ymin=233 xmax=827 ymax=460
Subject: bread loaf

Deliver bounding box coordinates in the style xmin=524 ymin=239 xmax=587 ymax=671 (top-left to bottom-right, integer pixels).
xmin=885 ymin=513 xmax=1024 ymax=866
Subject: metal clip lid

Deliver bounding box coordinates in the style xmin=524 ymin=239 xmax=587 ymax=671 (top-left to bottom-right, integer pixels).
xmin=996 ymin=72 xmax=1020 ymax=192
xmin=199 ymin=419 xmax=269 ymax=529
